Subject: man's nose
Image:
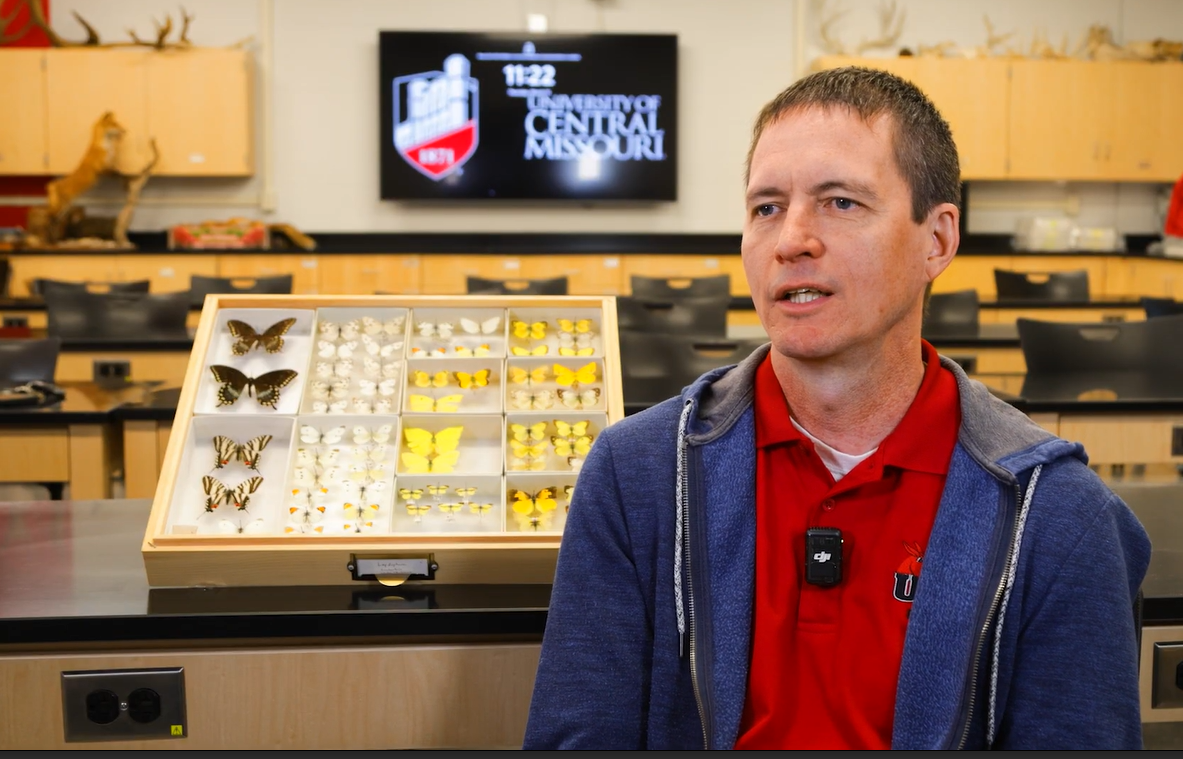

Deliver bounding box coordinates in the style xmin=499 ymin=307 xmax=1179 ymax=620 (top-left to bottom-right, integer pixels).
xmin=774 ymin=206 xmax=823 ymax=261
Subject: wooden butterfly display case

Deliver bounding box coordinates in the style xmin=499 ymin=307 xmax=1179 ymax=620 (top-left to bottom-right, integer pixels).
xmin=142 ymin=294 xmax=623 ymax=587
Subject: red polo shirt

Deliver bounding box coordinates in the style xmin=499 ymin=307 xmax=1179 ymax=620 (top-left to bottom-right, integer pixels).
xmin=734 ymin=340 xmax=961 ymax=750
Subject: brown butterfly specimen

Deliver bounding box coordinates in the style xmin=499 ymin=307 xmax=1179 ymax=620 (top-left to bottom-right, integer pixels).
xmin=210 ymin=365 xmax=298 ymax=409
xmin=227 ymin=318 xmax=297 ymax=355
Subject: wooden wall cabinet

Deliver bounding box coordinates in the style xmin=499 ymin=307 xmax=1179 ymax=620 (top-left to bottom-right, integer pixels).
xmin=0 ymin=50 xmax=48 ymax=174
xmin=0 ymin=47 xmax=253 ymax=177
xmin=813 ymin=56 xmax=1183 ymax=182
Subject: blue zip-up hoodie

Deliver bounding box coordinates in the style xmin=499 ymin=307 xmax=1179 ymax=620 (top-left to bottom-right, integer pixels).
xmin=524 ymin=345 xmax=1151 ymax=750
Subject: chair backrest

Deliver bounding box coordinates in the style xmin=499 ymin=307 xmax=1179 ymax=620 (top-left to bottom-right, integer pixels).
xmin=0 ymin=257 xmax=10 ymax=298
xmin=44 ymin=290 xmax=191 ymax=340
xmin=465 ymin=276 xmax=569 ymax=295
xmin=1017 ymin=315 xmax=1183 ymax=374
xmin=188 ymin=274 xmax=293 ymax=307
xmin=0 ymin=337 xmax=61 ymax=384
xmin=616 ymin=294 xmax=730 ymax=337
xmin=994 ymin=268 xmax=1089 ymax=302
xmin=1142 ymin=297 xmax=1183 ymax=319
xmin=629 ymin=274 xmax=731 ymax=301
xmin=923 ymin=289 xmax=980 ymax=337
xmin=620 ymin=331 xmax=766 ymax=407
xmin=33 ymin=278 xmax=151 ymax=297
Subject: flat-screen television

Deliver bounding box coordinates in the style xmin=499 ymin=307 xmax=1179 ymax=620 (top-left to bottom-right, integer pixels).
xmin=379 ymin=31 xmax=678 ymax=201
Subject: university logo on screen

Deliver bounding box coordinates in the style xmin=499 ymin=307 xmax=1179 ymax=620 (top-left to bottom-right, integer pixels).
xmin=392 ymin=54 xmax=479 ymax=181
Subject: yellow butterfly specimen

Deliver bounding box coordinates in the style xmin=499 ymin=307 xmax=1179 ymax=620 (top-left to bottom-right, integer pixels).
xmin=403 ymin=426 xmax=464 ymax=456
xmin=510 ymin=421 xmax=549 ymax=443
xmin=559 ymin=387 xmax=601 ymax=409
xmin=408 ymin=393 xmax=464 ymax=413
xmin=509 ymin=440 xmax=548 ymax=471
xmin=554 ymin=420 xmax=591 ymax=439
xmin=455 ymin=369 xmax=491 ymax=390
xmin=558 ymin=345 xmax=595 ymax=357
xmin=469 ymin=502 xmax=494 ymax=515
xmin=454 ymin=486 xmax=477 ymax=498
xmin=510 ymin=487 xmax=558 ymax=515
xmin=553 ymin=362 xmax=598 ymax=388
xmin=439 ymin=502 xmax=464 ymax=518
xmin=515 ymin=511 xmax=554 ymax=531
xmin=412 ymin=370 xmax=450 ymax=388
xmin=556 ymin=318 xmax=592 ymax=334
xmin=512 ymin=320 xmax=548 ymax=340
xmin=399 ymin=488 xmax=424 ymax=501
xmin=427 ymin=484 xmax=449 ymax=497
xmin=511 ymin=345 xmax=549 ymax=357
xmin=405 ymin=503 xmax=431 ymax=519
xmin=508 ymin=365 xmax=549 ymax=385
xmin=553 ymin=435 xmax=593 ymax=458
xmin=400 ymin=450 xmax=462 ymax=474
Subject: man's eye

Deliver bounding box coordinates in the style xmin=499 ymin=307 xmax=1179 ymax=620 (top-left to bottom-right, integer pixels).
xmin=833 ymin=197 xmax=858 ymax=210
xmin=754 ymin=204 xmax=777 ymax=217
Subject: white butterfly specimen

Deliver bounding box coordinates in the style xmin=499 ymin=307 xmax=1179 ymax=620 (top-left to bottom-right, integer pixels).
xmin=374 ymin=398 xmax=393 ymax=414
xmin=454 ymin=344 xmax=491 ymax=358
xmin=314 ymin=361 xmax=334 ymax=379
xmin=358 ymin=379 xmax=377 ymax=397
xmin=410 ymin=346 xmax=448 ymax=358
xmin=381 ymin=362 xmax=400 ymax=379
xmin=560 ymin=387 xmax=602 ymax=410
xmin=361 ymin=334 xmax=382 ymax=356
xmin=510 ymin=388 xmax=556 ymax=411
xmin=380 ymin=341 xmax=404 ymax=358
xmin=372 ymin=424 xmax=393 ymax=444
xmin=352 ymin=444 xmax=389 ymax=463
xmin=417 ymin=321 xmax=454 ymax=339
xmin=459 ymin=316 xmax=502 ymax=335
xmin=384 ymin=316 xmax=406 ymax=336
xmin=559 ymin=332 xmax=594 ymax=350
xmin=336 ymin=341 xmax=360 ymax=360
xmin=340 ymin=319 xmax=361 ymax=340
xmin=352 ymin=397 xmax=372 ymax=414
xmin=348 ymin=461 xmax=389 ymax=483
xmin=362 ymin=356 xmax=381 ymax=378
xmin=310 ymin=399 xmax=349 ymax=414
xmin=362 ymin=316 xmax=383 ymax=336
xmin=317 ymin=340 xmax=337 ymax=358
xmin=219 ymin=518 xmax=267 ymax=535
xmin=318 ymin=321 xmax=340 ymax=341
xmin=352 ymin=425 xmax=373 ymax=444
xmin=288 ymin=486 xmax=327 ymax=509
xmin=333 ymin=360 xmax=354 ymax=379
xmin=300 ymin=424 xmax=346 ymax=445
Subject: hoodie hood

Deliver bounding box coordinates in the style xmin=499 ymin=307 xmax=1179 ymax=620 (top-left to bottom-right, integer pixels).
xmin=676 ymin=341 xmax=1082 ymax=477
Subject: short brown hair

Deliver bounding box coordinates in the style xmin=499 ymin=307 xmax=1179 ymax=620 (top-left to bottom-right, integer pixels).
xmin=745 ymin=66 xmax=961 ymax=223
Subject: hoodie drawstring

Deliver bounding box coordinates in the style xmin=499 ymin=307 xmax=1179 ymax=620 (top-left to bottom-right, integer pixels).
xmin=674 ymin=398 xmax=694 ymax=657
xmin=987 ymin=463 xmax=1042 ymax=746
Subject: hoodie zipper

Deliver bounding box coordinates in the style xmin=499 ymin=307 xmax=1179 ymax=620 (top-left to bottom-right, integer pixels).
xmin=955 ymin=481 xmax=1022 ymax=750
xmin=682 ymin=437 xmax=710 ymax=750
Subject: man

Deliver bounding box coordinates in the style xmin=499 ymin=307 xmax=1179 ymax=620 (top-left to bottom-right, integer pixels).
xmin=523 ymin=67 xmax=1151 ymax=750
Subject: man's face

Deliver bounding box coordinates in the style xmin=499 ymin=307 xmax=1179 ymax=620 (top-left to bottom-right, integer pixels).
xmin=741 ymin=106 xmax=946 ymax=363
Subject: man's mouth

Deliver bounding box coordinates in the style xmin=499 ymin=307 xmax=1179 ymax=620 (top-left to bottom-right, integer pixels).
xmin=779 ymin=287 xmax=831 ymax=304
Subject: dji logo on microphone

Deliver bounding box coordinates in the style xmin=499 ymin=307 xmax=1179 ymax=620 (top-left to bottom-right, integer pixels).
xmin=813 ymin=550 xmax=832 ymax=563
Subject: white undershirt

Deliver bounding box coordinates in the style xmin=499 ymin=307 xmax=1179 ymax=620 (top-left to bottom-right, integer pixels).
xmin=790 ymin=417 xmax=878 ymax=481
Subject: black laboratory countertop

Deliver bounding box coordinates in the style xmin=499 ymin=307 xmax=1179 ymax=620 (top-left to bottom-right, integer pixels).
xmin=0 ymin=498 xmax=550 ymax=647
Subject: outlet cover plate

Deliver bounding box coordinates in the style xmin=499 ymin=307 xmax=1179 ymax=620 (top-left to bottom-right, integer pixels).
xmin=61 ymin=667 xmax=186 ymax=743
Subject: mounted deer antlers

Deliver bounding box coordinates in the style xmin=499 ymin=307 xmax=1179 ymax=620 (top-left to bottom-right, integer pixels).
xmin=855 ymin=0 xmax=905 ymax=55
xmin=0 ymin=0 xmax=195 ymax=49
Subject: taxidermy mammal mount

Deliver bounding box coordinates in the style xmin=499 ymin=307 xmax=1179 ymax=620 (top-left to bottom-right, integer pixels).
xmin=46 ymin=111 xmax=126 ymax=222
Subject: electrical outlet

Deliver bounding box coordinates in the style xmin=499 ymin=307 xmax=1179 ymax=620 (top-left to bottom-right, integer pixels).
xmin=61 ymin=667 xmax=186 ymax=742
xmin=92 ymin=360 xmax=131 ymax=383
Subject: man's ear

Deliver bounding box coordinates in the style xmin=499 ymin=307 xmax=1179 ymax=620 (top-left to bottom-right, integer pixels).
xmin=924 ymin=202 xmax=960 ymax=281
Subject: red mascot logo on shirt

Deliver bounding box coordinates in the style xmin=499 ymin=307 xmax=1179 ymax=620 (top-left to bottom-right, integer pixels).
xmin=893 ymin=542 xmax=924 ymax=603
xmin=392 ymin=53 xmax=479 ymax=181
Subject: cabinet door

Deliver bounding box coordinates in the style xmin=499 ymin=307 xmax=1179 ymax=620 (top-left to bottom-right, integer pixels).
xmin=114 ymin=254 xmax=219 ymax=293
xmin=318 ymin=255 xmax=423 ymax=294
xmin=1109 ymin=62 xmax=1169 ymax=180
xmin=217 ymin=254 xmax=320 ymax=294
xmin=146 ymin=49 xmax=253 ymax=176
xmin=1008 ymin=61 xmax=1114 ymax=180
xmin=819 ymin=56 xmax=1011 ymax=179
xmin=45 ymin=50 xmax=151 ymax=175
xmin=1138 ymin=62 xmax=1183 ymax=182
xmin=6 ymin=255 xmax=118 ymax=296
xmin=0 ymin=50 xmax=48 ymax=174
